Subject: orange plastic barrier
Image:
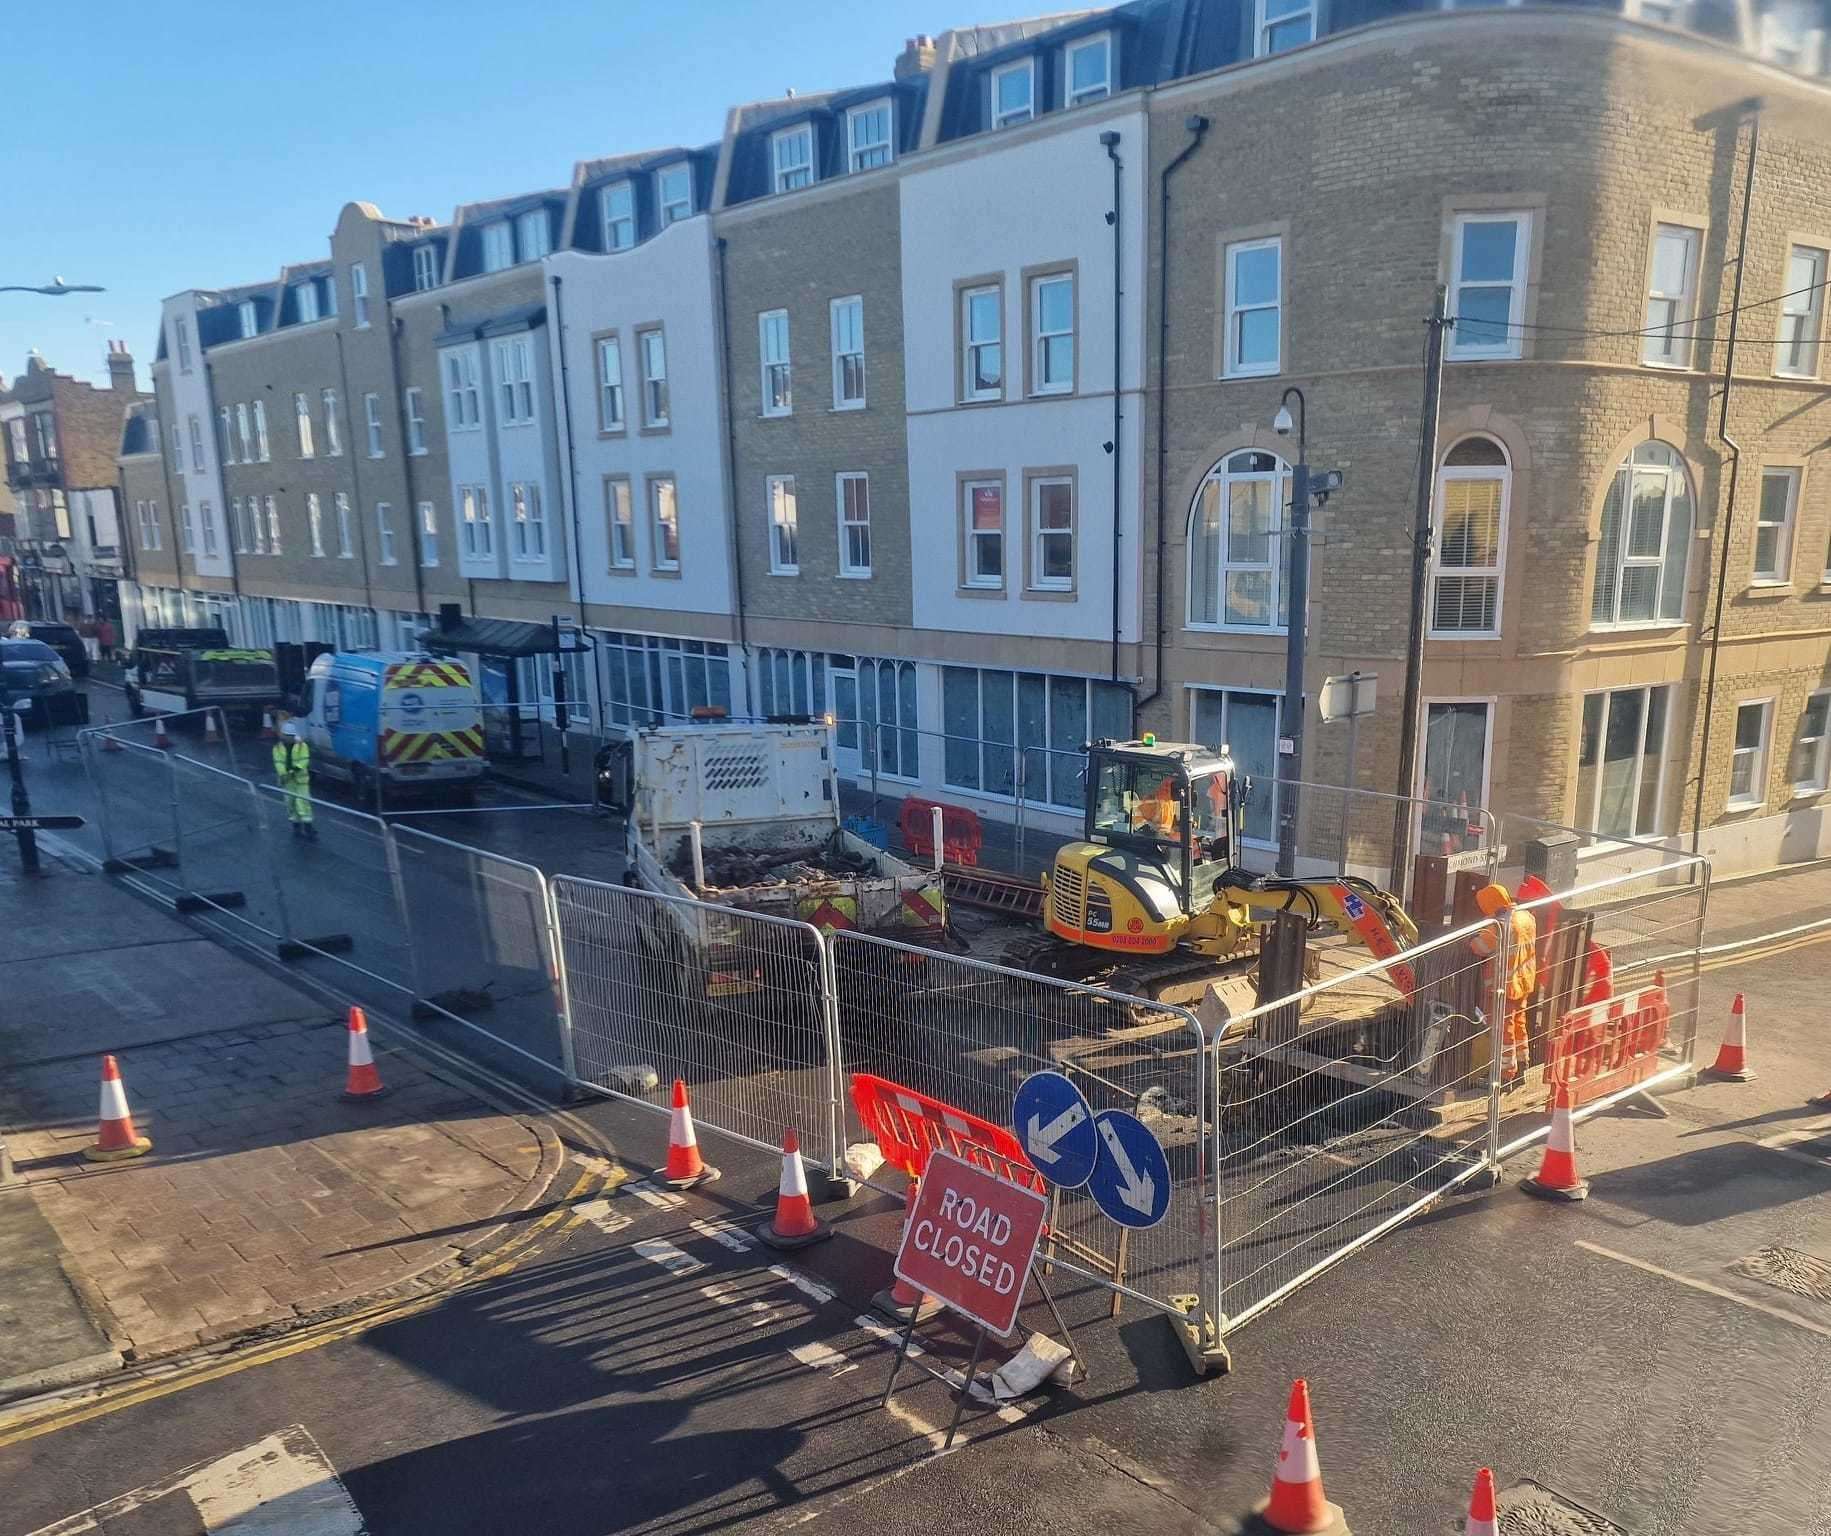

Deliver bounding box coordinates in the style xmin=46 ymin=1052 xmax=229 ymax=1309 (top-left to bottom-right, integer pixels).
xmin=850 ymin=1072 xmax=1042 ymax=1193
xmin=897 ymin=799 xmax=984 ymax=867
xmin=1546 ymin=973 xmax=1670 ymax=1106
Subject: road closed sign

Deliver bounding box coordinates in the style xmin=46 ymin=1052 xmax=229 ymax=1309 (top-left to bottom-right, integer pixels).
xmin=892 ymin=1150 xmax=1048 ymax=1338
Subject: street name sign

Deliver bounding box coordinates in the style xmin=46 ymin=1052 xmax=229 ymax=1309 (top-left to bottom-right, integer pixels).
xmin=892 ymin=1149 xmax=1048 ymax=1338
xmin=1011 ymin=1070 xmax=1097 ymax=1189
xmin=1086 ymin=1109 xmax=1172 ymax=1229
xmin=0 ymin=815 xmax=84 ymax=831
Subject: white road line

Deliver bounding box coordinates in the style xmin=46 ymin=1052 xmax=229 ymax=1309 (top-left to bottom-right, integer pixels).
xmin=572 ymin=1198 xmax=634 ymax=1237
xmin=690 ymin=1218 xmax=756 ymax=1252
xmin=788 ymin=1341 xmax=859 ymax=1378
xmin=633 ymin=1238 xmax=705 ymax=1277
xmin=27 ymin=1424 xmax=364 ymax=1535
xmin=854 ymin=1315 xmax=1027 ymax=1424
xmin=1576 ymin=1240 xmax=1831 ymax=1341
xmin=629 ymin=1182 xmax=685 ymax=1210
xmin=769 ymin=1264 xmax=835 ymax=1304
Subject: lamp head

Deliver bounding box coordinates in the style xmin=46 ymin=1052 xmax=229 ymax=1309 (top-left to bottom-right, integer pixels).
xmin=1272 ymin=405 xmax=1294 ymax=436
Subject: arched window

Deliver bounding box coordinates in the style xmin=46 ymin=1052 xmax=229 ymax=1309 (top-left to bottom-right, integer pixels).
xmin=1430 ymin=435 xmax=1509 ymax=638
xmin=1591 ymin=441 xmax=1692 ymax=627
xmin=1186 ymin=450 xmax=1290 ymax=631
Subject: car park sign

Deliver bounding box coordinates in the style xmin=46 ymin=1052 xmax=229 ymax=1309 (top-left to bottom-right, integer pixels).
xmin=893 ymin=1149 xmax=1048 ymax=1338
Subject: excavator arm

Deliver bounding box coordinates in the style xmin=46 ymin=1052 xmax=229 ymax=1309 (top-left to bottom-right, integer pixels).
xmin=1222 ymin=874 xmax=1421 ymax=1000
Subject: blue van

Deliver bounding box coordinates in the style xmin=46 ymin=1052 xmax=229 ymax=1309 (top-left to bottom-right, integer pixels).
xmin=297 ymin=651 xmax=486 ymax=802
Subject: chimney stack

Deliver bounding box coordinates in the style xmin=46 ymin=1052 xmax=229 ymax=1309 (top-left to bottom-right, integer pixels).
xmin=105 ymin=340 xmax=137 ymax=394
xmin=894 ymin=33 xmax=936 ymax=80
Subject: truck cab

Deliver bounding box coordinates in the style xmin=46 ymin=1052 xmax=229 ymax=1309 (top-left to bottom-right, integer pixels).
xmin=125 ymin=627 xmax=284 ymax=728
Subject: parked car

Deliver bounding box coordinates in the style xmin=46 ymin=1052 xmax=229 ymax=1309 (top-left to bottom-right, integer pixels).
xmin=0 ymin=638 xmax=84 ymax=728
xmin=6 ymin=620 xmax=88 ymax=678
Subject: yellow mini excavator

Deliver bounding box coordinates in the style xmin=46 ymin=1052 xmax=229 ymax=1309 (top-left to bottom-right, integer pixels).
xmin=1024 ymin=736 xmax=1420 ymax=1006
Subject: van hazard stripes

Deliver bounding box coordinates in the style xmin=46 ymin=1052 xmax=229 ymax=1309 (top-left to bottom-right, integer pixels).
xmin=379 ymin=725 xmax=485 ymax=765
xmin=384 ymin=660 xmax=470 ymax=690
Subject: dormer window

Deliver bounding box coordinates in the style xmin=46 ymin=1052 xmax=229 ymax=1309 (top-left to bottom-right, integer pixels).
xmin=413 ymin=244 xmax=440 ymax=292
xmin=516 ymin=208 xmax=551 ymax=261
xmin=993 ymin=59 xmax=1035 ymax=127
xmin=296 ymin=281 xmax=320 ymax=324
xmin=481 ymin=221 xmax=514 ymax=273
xmin=848 ymin=102 xmax=893 ymax=170
xmin=658 ymin=164 xmax=693 ymax=226
xmin=772 ymin=124 xmax=814 ymax=193
xmin=601 ymin=181 xmax=635 ymax=251
xmin=238 ymin=301 xmax=258 ymax=339
xmin=1067 ymin=34 xmax=1112 ymax=104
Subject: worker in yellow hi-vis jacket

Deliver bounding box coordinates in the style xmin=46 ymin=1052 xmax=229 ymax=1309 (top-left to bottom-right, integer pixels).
xmin=273 ymin=719 xmax=316 ymax=840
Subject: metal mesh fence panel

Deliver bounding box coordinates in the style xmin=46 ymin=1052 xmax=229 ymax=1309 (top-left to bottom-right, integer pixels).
xmin=1211 ymin=918 xmax=1506 ymax=1332
xmin=81 ymin=734 xmax=180 ymax=875
xmin=393 ymin=827 xmax=572 ymax=1084
xmin=168 ymin=754 xmax=290 ymax=943
xmin=551 ymin=875 xmax=840 ymax=1167
xmin=827 ymin=930 xmax=1210 ymax=1322
xmin=1271 ymin=781 xmax=1499 ymax=891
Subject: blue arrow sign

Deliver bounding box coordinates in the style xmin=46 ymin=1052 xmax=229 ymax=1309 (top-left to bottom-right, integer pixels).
xmin=1012 ymin=1070 xmax=1097 ymax=1190
xmin=1086 ymin=1109 xmax=1172 ymax=1229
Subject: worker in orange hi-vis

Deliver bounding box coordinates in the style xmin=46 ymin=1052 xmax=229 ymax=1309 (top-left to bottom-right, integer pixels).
xmin=1140 ymin=775 xmax=1182 ymax=839
xmin=1469 ymin=882 xmax=1537 ymax=1080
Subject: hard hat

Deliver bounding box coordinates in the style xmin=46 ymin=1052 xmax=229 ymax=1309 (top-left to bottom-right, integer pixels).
xmin=1474 ymin=882 xmax=1513 ymax=918
xmin=281 ymin=719 xmax=301 ymax=739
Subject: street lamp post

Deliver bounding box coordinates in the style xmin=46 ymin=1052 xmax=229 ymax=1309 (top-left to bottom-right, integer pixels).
xmin=0 ymin=278 xmax=106 ymax=297
xmin=1272 ymin=389 xmax=1311 ymax=878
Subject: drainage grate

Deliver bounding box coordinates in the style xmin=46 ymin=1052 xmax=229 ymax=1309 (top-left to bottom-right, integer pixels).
xmin=1734 ymin=1244 xmax=1831 ymax=1304
xmin=1495 ymin=1480 xmax=1630 ymax=1535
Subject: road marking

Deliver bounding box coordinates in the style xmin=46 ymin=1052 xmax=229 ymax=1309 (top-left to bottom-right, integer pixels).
xmin=854 ymin=1315 xmax=1028 ymax=1423
xmin=630 ymin=1181 xmax=685 ymax=1210
xmin=572 ymin=1197 xmax=634 ymax=1236
xmin=1576 ymin=1240 xmax=1831 ymax=1341
xmin=769 ymin=1264 xmax=836 ymax=1305
xmin=690 ymin=1217 xmax=756 ymax=1252
xmin=788 ymin=1340 xmax=858 ymax=1376
xmin=700 ymin=1281 xmax=796 ymax=1330
xmin=633 ymin=1238 xmax=705 ymax=1277
xmin=26 ymin=1423 xmax=363 ymax=1535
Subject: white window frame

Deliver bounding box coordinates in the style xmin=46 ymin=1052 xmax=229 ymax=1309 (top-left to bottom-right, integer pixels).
xmin=229 ymin=497 xmax=246 ymax=554
xmin=199 ymin=500 xmax=218 ymax=557
xmin=1186 ymin=451 xmax=1292 ymax=633
xmin=1728 ymin=698 xmax=1774 ymax=810
xmin=837 ymin=472 xmax=871 ymax=578
xmin=758 ymin=310 xmax=792 ymax=416
xmin=174 ymin=317 xmax=192 ymax=370
xmin=1590 ymin=441 xmax=1693 ymax=629
xmin=235 ymin=403 xmax=252 ymax=463
xmin=992 ymin=60 xmax=1035 ymax=128
xmin=607 ymin=477 xmax=635 ymax=569
xmin=847 ymin=101 xmax=893 ymax=171
xmin=351 ymin=262 xmax=370 ymax=328
xmin=516 ymin=208 xmax=550 ymax=261
xmin=1186 ymin=686 xmax=1284 ymax=847
xmin=1753 ymin=465 xmax=1800 ymax=584
xmin=767 ymin=475 xmax=799 ymax=574
xmin=1642 ymin=224 xmax=1701 ymax=369
xmin=265 ymin=495 xmax=280 ymax=555
xmin=219 ymin=407 xmax=236 ymax=465
xmin=596 ymin=336 xmax=625 ymax=431
xmin=1447 ymin=212 xmax=1532 ymax=361
xmin=295 ymin=281 xmax=320 ymax=324
xmin=494 ymin=338 xmax=534 ymax=427
xmin=511 ymin=481 xmax=546 ymax=560
xmin=601 ymin=181 xmax=635 ymax=251
xmin=445 ymin=350 xmax=481 ymax=430
xmin=1030 ymin=475 xmax=1075 ymax=592
xmin=186 ymin=415 xmax=204 ymax=472
xmin=1417 ymin=697 xmax=1496 ymax=839
xmin=963 ymin=478 xmax=1005 ymax=590
xmin=1792 ymin=690 xmax=1831 ymax=796
xmin=238 ymin=301 xmax=257 ymax=339
xmin=1223 ymin=237 xmax=1282 ymax=378
xmin=1575 ymin=685 xmax=1671 ymax=843
xmin=1030 ymin=272 xmax=1075 ymax=395
xmin=639 ymin=329 xmax=669 ymax=427
xmin=333 ymin=492 xmax=353 ymax=558
xmin=405 ymin=387 xmax=427 ymax=454
xmin=413 ymin=244 xmax=439 ymax=292
xmin=251 ymin=492 xmax=266 ymax=553
xmin=418 ymin=501 xmax=438 ymax=567
xmin=179 ymin=502 xmax=195 ymax=554
xmin=961 ymin=284 xmax=1003 ymax=403
xmin=830 ymin=296 xmax=865 ymax=409
xmin=650 ymin=476 xmax=680 ymax=571
xmin=252 ymin=400 xmax=270 ymax=461
xmin=460 ymin=484 xmax=493 ymax=558
xmin=480 ymin=221 xmax=513 ymax=273
xmin=1776 ymin=244 xmax=1826 ymax=380
xmin=308 ymin=493 xmax=325 ymax=557
xmin=657 ymin=164 xmax=692 ymax=226
xmin=1255 ymin=0 xmax=1315 ymax=56
xmin=772 ymin=124 xmax=814 ymax=193
xmin=319 ymin=388 xmax=341 ymax=456
xmin=364 ymin=392 xmax=385 ymax=457
xmin=295 ymin=393 xmax=315 ymax=458
xmin=1429 ymin=440 xmax=1510 ymax=638
xmin=1066 ymin=33 xmax=1113 ymax=105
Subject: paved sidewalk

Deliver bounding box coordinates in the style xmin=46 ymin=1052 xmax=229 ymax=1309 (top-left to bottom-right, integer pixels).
xmin=0 ymin=857 xmax=564 ymax=1397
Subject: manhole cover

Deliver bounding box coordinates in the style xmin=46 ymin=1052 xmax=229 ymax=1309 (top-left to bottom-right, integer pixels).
xmin=1494 ymin=1480 xmax=1630 ymax=1535
xmin=1734 ymin=1244 xmax=1831 ymax=1304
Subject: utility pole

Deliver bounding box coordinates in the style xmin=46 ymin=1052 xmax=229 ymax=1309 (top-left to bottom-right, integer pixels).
xmin=1390 ymin=284 xmax=1451 ymax=895
xmin=1276 ymin=390 xmax=1312 ymax=879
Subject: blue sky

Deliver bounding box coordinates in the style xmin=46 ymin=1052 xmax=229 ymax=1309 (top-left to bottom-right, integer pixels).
xmin=1 ymin=1 xmax=978 ymax=390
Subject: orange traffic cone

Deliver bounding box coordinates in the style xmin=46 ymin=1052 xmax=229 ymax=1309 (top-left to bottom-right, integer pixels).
xmin=1253 ymin=1379 xmax=1346 ymax=1533
xmin=83 ymin=1054 xmax=152 ymax=1162
xmin=1521 ymin=1082 xmax=1589 ymax=1201
xmin=659 ymin=1078 xmax=719 ymax=1189
xmin=204 ymin=711 xmax=221 ymax=743
xmin=1705 ymin=992 xmax=1755 ymax=1081
xmin=756 ymin=1129 xmax=830 ymax=1250
xmin=100 ymin=730 xmax=124 ymax=753
xmin=260 ymin=709 xmax=278 ymax=741
xmin=1464 ymin=1468 xmax=1498 ymax=1536
xmin=873 ymin=1177 xmax=942 ymax=1323
xmin=152 ymin=716 xmax=171 ymax=749
xmin=340 ymin=1006 xmax=388 ymax=1101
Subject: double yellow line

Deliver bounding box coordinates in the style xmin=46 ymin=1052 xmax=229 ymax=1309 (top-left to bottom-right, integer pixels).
xmin=0 ymin=1167 xmax=606 ymax=1451
xmin=1694 ymin=924 xmax=1831 ymax=976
